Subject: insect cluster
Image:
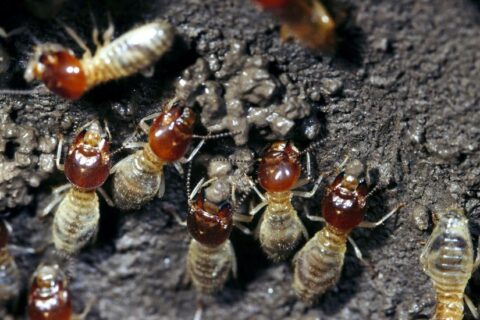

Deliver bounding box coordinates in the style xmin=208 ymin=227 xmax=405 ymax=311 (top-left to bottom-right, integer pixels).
xmin=0 ymin=1 xmax=477 ymax=320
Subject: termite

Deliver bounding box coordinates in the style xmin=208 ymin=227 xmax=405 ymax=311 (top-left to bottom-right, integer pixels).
xmin=28 ymin=263 xmax=92 ymax=320
xmin=247 ymin=141 xmax=323 ymax=262
xmin=41 ymin=120 xmax=113 ymax=255
xmin=0 ymin=220 xmax=20 ymax=303
xmin=1 ymin=19 xmax=174 ymax=99
xmin=185 ymin=163 xmax=253 ymax=295
xmin=420 ymin=208 xmax=479 ymax=320
xmin=252 ymin=0 xmax=337 ymax=51
xmin=292 ymin=159 xmax=404 ymax=303
xmin=111 ymin=98 xmax=238 ymax=211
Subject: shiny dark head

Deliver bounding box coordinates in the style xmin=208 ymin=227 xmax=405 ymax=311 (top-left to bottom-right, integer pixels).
xmin=28 ymin=264 xmax=72 ymax=320
xmin=322 ymin=161 xmax=368 ymax=231
xmin=64 ymin=121 xmax=111 ymax=190
xmin=187 ymin=193 xmax=233 ymax=247
xmin=258 ymin=141 xmax=301 ymax=192
xmin=25 ymin=44 xmax=87 ymax=100
xmin=148 ymin=102 xmax=196 ymax=162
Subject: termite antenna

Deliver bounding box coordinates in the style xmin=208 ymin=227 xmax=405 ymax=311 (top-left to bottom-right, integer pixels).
xmin=299 ymin=140 xmax=322 ymax=156
xmin=193 ymin=130 xmax=243 ymax=140
xmin=0 ymin=87 xmax=46 ymax=96
xmin=232 ymin=187 xmax=252 ymax=214
xmin=186 ymin=161 xmax=193 ymax=199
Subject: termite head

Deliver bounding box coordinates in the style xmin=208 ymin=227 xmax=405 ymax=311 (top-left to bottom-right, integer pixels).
xmin=148 ymin=101 xmax=196 ymax=162
xmin=187 ymin=192 xmax=233 ymax=248
xmin=64 ymin=121 xmax=111 ymax=191
xmin=28 ymin=263 xmax=72 ymax=320
xmin=25 ymin=44 xmax=87 ymax=100
xmin=322 ymin=160 xmax=368 ymax=231
xmin=253 ymin=0 xmax=292 ymax=10
xmin=258 ymin=141 xmax=301 ymax=193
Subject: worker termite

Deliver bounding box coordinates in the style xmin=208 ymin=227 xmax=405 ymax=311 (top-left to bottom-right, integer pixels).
xmin=0 ymin=220 xmax=20 ymax=304
xmin=1 ymin=19 xmax=174 ymax=99
xmin=41 ymin=120 xmax=113 ymax=255
xmin=252 ymin=0 xmax=338 ymax=52
xmin=111 ymin=98 xmax=238 ymax=211
xmin=420 ymin=208 xmax=479 ymax=320
xmin=292 ymin=159 xmax=404 ymax=303
xmin=28 ymin=263 xmax=92 ymax=320
xmin=247 ymin=141 xmax=323 ymax=262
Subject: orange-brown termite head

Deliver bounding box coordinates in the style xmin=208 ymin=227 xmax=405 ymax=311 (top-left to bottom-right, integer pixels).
xmin=187 ymin=192 xmax=233 ymax=248
xmin=24 ymin=44 xmax=87 ymax=100
xmin=258 ymin=141 xmax=301 ymax=193
xmin=64 ymin=121 xmax=111 ymax=191
xmin=28 ymin=264 xmax=72 ymax=320
xmin=322 ymin=160 xmax=368 ymax=231
xmin=148 ymin=102 xmax=196 ymax=162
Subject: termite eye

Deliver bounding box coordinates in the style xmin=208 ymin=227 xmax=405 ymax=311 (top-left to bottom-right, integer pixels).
xmin=187 ymin=193 xmax=233 ymax=247
xmin=0 ymin=220 xmax=8 ymax=249
xmin=148 ymin=104 xmax=196 ymax=162
xmin=253 ymin=0 xmax=292 ymax=9
xmin=258 ymin=141 xmax=301 ymax=192
xmin=322 ymin=173 xmax=367 ymax=231
xmin=64 ymin=129 xmax=111 ymax=190
xmin=38 ymin=51 xmax=87 ymax=100
xmin=28 ymin=264 xmax=72 ymax=320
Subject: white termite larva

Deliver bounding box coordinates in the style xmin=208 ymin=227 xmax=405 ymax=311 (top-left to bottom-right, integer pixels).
xmin=420 ymin=208 xmax=478 ymax=320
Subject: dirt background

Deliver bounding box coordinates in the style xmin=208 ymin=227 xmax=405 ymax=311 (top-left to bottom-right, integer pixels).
xmin=0 ymin=0 xmax=480 ymax=319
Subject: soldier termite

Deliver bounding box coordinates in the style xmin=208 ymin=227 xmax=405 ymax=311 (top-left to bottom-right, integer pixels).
xmin=28 ymin=263 xmax=92 ymax=320
xmin=0 ymin=19 xmax=174 ymax=100
xmin=292 ymin=159 xmax=404 ymax=303
xmin=41 ymin=120 xmax=113 ymax=255
xmin=111 ymin=98 xmax=239 ymax=211
xmin=420 ymin=208 xmax=479 ymax=320
xmin=252 ymin=0 xmax=338 ymax=52
xmin=247 ymin=141 xmax=324 ymax=262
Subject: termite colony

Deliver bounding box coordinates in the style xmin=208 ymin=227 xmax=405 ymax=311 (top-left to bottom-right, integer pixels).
xmin=0 ymin=1 xmax=474 ymax=320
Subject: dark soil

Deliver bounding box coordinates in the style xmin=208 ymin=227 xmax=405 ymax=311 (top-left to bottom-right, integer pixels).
xmin=0 ymin=0 xmax=479 ymax=319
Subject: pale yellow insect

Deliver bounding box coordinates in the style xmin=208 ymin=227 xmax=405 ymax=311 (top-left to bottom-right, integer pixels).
xmin=420 ymin=208 xmax=479 ymax=320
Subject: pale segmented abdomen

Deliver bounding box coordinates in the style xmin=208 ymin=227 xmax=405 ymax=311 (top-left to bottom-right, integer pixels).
xmin=293 ymin=225 xmax=347 ymax=303
xmin=53 ymin=188 xmax=100 ymax=254
xmin=113 ymin=145 xmax=165 ymax=210
xmin=0 ymin=249 xmax=19 ymax=301
xmin=187 ymin=239 xmax=235 ymax=294
xmin=85 ymin=20 xmax=175 ymax=88
xmin=420 ymin=209 xmax=473 ymax=320
xmin=259 ymin=203 xmax=305 ymax=261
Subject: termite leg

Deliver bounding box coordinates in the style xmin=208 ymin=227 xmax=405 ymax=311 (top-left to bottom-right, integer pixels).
xmin=102 ymin=12 xmax=115 ymax=46
xmin=59 ymin=21 xmax=92 ymax=58
xmin=233 ymin=222 xmax=252 ymax=235
xmin=139 ymin=112 xmax=161 ymax=135
xmin=157 ymin=176 xmax=166 ymax=198
xmin=229 ymin=241 xmax=238 ymax=279
xmin=89 ymin=10 xmax=101 ymax=48
xmin=7 ymin=244 xmax=37 ymax=255
xmin=140 ymin=66 xmax=155 ymax=78
xmin=52 ymin=183 xmax=71 ymax=195
xmin=98 ymin=187 xmax=114 ymax=207
xmin=122 ymin=141 xmax=145 ymax=150
xmin=179 ymin=139 xmax=205 ymax=164
xmin=40 ymin=193 xmax=66 ymax=218
xmin=56 ymin=135 xmax=65 ymax=171
xmin=358 ymin=203 xmax=405 ymax=229
xmin=173 ymin=162 xmax=184 ymax=176
xmin=464 ymin=294 xmax=479 ymax=319
xmin=292 ymin=174 xmax=323 ymax=198
xmin=347 ymin=236 xmax=365 ymax=263
xmin=248 ymin=201 xmax=268 ymax=217
xmin=193 ymin=307 xmax=203 ymax=320
xmin=188 ymin=177 xmax=218 ymax=201
xmin=167 ymin=209 xmax=186 ymax=227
